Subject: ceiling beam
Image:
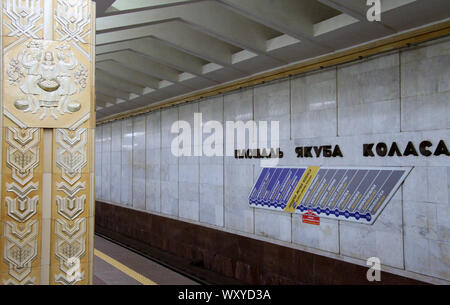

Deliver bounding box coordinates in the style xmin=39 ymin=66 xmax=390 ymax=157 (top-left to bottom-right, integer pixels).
xmin=216 ymin=0 xmax=335 ymax=51
xmin=96 ymin=61 xmax=161 ymax=89
xmin=96 ymin=94 xmax=130 ymax=110
xmin=97 ymin=21 xmax=242 ymax=70
xmin=319 ymin=0 xmax=416 ymax=19
xmin=313 ymin=13 xmax=359 ymax=37
xmin=97 ymin=51 xmax=182 ymax=83
xmin=96 ymin=93 xmax=118 ymax=104
xmin=97 ymin=1 xmax=277 ymax=56
xmin=316 ymin=0 xmax=413 ymax=34
xmin=96 ymin=94 xmax=131 ymax=111
xmin=97 ymin=82 xmax=135 ymax=100
xmin=106 ymin=0 xmax=200 ymax=12
xmin=96 ymin=37 xmax=215 ymax=81
xmin=96 ymin=69 xmax=146 ymax=95
xmin=96 ymin=98 xmax=111 ymax=108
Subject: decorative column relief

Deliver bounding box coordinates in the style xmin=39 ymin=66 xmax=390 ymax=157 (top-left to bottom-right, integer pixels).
xmin=52 ymin=128 xmax=89 ymax=285
xmin=3 ymin=39 xmax=92 ymax=128
xmin=55 ymin=0 xmax=91 ymax=43
xmin=6 ymin=41 xmax=87 ymax=120
xmin=1 ymin=127 xmax=42 ymax=285
xmin=2 ymin=0 xmax=44 ymax=51
xmin=1 ymin=0 xmax=95 ymax=285
xmin=54 ymin=0 xmax=92 ymax=60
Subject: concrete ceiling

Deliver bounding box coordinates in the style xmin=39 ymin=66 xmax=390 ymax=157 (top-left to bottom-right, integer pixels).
xmin=95 ymin=0 xmax=450 ymax=120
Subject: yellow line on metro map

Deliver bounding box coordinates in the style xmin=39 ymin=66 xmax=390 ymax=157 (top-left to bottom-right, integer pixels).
xmin=284 ymin=166 xmax=320 ymax=213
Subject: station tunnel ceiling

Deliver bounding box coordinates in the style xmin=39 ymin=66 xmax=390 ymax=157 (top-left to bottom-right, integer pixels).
xmin=93 ymin=0 xmax=450 ymax=120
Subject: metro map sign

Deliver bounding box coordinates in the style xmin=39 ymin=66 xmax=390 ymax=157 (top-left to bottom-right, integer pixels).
xmin=249 ymin=166 xmax=411 ymax=224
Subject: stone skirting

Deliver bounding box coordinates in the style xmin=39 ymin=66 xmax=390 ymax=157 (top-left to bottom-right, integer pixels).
xmin=95 ymin=201 xmax=426 ymax=285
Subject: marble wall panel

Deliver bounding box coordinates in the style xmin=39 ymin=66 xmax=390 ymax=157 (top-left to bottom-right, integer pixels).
xmin=292 ymin=217 xmax=339 ymax=254
xmin=199 ymin=96 xmax=224 ymax=227
xmin=291 ymin=69 xmax=337 ymax=139
xmin=101 ymin=123 xmax=111 ymax=201
xmin=132 ymin=116 xmax=146 ymax=210
xmin=160 ymin=108 xmax=179 ymax=216
xmin=110 ymin=121 xmax=122 ymax=204
xmin=95 ymin=125 xmax=102 ymax=199
xmin=253 ymin=80 xmax=292 ymax=241
xmin=338 ymin=53 xmax=400 ymax=136
xmin=401 ymin=37 xmax=450 ymax=132
xmin=223 ymin=89 xmax=255 ymax=233
xmin=254 ymin=79 xmax=291 ymax=142
xmin=178 ymin=103 xmax=200 ymax=221
xmin=146 ymin=111 xmax=161 ymax=212
xmin=340 ymin=191 xmax=404 ymax=269
xmin=255 ymin=209 xmax=291 ymax=243
xmin=121 ymin=119 xmax=133 ymax=206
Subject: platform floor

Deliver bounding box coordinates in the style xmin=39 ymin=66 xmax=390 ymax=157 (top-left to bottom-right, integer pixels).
xmin=93 ymin=235 xmax=199 ymax=285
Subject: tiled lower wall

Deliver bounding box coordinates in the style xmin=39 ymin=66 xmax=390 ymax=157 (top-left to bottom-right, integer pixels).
xmin=95 ymin=37 xmax=450 ymax=284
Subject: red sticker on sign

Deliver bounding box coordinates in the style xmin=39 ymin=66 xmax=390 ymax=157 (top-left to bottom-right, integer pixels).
xmin=302 ymin=210 xmax=320 ymax=225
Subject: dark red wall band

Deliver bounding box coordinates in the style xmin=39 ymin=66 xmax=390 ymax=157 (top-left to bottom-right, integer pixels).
xmin=95 ymin=201 xmax=426 ymax=285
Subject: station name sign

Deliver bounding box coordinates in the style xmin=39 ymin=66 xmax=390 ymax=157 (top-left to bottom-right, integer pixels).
xmin=363 ymin=140 xmax=449 ymax=157
xmin=235 ymin=140 xmax=449 ymax=159
xmin=296 ymin=145 xmax=343 ymax=158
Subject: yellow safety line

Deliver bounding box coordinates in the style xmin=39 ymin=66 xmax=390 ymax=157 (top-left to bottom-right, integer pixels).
xmin=94 ymin=249 xmax=157 ymax=285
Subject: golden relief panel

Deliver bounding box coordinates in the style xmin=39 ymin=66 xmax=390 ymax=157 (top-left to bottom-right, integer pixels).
xmin=1 ymin=0 xmax=94 ymax=285
xmin=0 ymin=127 xmax=43 ymax=285
xmin=3 ymin=39 xmax=91 ymax=128
xmin=50 ymin=128 xmax=91 ymax=285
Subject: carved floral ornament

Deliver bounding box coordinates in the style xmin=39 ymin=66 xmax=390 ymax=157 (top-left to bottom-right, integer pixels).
xmin=7 ymin=40 xmax=88 ymax=121
xmin=3 ymin=127 xmax=41 ymax=285
xmin=3 ymin=0 xmax=91 ymax=41
xmin=55 ymin=0 xmax=91 ymax=44
xmin=3 ymin=0 xmax=43 ymax=40
xmin=54 ymin=128 xmax=89 ymax=285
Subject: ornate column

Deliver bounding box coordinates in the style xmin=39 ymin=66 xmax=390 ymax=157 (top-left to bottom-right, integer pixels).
xmin=0 ymin=0 xmax=95 ymax=285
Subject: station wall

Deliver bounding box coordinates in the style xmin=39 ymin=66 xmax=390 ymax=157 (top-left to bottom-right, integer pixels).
xmin=95 ymin=37 xmax=450 ymax=284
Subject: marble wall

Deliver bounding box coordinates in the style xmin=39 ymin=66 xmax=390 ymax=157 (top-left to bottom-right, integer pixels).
xmin=95 ymin=37 xmax=450 ymax=284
